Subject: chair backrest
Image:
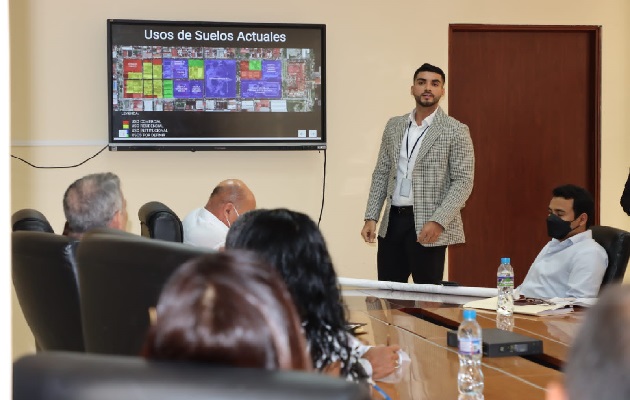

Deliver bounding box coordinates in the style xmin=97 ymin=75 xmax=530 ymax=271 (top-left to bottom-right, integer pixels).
xmin=11 ymin=209 xmax=54 ymax=233
xmin=591 ymin=225 xmax=630 ymax=288
xmin=138 ymin=201 xmax=183 ymax=242
xmin=11 ymin=231 xmax=84 ymax=351
xmin=13 ymin=352 xmax=371 ymax=400
xmin=76 ymin=228 xmax=213 ymax=355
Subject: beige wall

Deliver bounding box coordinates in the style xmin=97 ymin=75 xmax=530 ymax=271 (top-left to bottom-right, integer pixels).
xmin=2 ymin=0 xmax=11 ymax=393
xmin=10 ymin=0 xmax=630 ymax=359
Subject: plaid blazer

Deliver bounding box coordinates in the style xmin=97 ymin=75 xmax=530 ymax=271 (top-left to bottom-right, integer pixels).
xmin=364 ymin=107 xmax=475 ymax=246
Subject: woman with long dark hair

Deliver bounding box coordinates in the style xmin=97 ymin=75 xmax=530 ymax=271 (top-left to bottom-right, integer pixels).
xmin=225 ymin=208 xmax=400 ymax=382
xmin=142 ymin=251 xmax=312 ymax=371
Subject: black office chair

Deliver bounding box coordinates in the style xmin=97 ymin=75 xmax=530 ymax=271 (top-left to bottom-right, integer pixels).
xmin=591 ymin=225 xmax=630 ymax=288
xmin=138 ymin=201 xmax=183 ymax=242
xmin=76 ymin=228 xmax=212 ymax=355
xmin=13 ymin=352 xmax=371 ymax=400
xmin=11 ymin=209 xmax=54 ymax=233
xmin=11 ymin=231 xmax=84 ymax=352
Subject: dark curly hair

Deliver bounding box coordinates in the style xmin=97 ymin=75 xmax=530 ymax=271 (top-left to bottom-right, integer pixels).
xmin=225 ymin=208 xmax=356 ymax=377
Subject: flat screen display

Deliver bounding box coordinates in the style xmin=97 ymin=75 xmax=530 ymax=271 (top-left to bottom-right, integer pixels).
xmin=107 ymin=19 xmax=326 ymax=151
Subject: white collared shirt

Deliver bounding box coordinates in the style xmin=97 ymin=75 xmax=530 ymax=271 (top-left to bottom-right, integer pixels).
xmin=392 ymin=109 xmax=437 ymax=206
xmin=517 ymin=230 xmax=608 ymax=299
xmin=182 ymin=207 xmax=228 ymax=250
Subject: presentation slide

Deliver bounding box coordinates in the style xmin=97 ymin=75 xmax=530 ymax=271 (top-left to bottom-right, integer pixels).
xmin=108 ymin=20 xmax=326 ymax=149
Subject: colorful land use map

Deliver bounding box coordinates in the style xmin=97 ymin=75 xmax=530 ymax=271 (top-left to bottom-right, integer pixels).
xmin=112 ymin=45 xmax=321 ymax=112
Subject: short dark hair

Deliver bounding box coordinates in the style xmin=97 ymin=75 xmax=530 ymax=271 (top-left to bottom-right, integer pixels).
xmin=142 ymin=251 xmax=311 ymax=371
xmin=413 ymin=63 xmax=446 ymax=84
xmin=552 ymin=184 xmax=595 ymax=228
xmin=225 ymin=208 xmax=362 ymax=379
xmin=563 ymin=284 xmax=630 ymax=400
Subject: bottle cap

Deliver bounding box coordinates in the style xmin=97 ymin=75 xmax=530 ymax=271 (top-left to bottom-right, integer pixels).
xmin=463 ymin=309 xmax=476 ymax=320
xmin=501 ymin=257 xmax=511 ymax=264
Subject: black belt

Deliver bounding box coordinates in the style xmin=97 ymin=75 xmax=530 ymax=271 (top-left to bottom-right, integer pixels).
xmin=391 ymin=205 xmax=414 ymax=215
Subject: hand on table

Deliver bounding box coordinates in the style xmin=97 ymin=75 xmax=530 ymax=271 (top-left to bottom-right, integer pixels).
xmin=362 ymin=344 xmax=401 ymax=380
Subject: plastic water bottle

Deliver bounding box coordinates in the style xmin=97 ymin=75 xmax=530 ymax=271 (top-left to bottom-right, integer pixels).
xmin=497 ymin=257 xmax=514 ymax=316
xmin=496 ymin=313 xmax=514 ymax=332
xmin=458 ymin=309 xmax=484 ymax=398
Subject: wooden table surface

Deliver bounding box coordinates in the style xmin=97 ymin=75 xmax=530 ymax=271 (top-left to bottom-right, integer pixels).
xmin=345 ymin=290 xmax=585 ymax=367
xmin=344 ymin=289 xmax=574 ymax=399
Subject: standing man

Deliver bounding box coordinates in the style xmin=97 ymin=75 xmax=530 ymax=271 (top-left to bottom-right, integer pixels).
xmin=182 ymin=179 xmax=256 ymax=250
xmin=361 ymin=63 xmax=474 ymax=284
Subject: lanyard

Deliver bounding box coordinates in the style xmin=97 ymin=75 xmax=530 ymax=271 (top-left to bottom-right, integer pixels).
xmin=405 ymin=121 xmax=429 ymax=176
xmin=371 ymin=382 xmax=392 ymax=400
xmin=406 ymin=122 xmax=429 ymax=159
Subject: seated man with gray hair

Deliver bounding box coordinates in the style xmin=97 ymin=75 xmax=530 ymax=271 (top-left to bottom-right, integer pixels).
xmin=63 ymin=172 xmax=128 ymax=239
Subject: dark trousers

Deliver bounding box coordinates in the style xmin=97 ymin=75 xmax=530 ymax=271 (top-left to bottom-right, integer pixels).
xmin=377 ymin=207 xmax=446 ymax=284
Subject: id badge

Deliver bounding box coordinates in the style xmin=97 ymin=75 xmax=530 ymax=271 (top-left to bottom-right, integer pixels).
xmin=399 ymin=178 xmax=412 ymax=197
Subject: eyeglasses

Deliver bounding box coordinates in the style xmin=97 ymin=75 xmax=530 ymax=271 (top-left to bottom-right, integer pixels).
xmin=514 ymin=296 xmax=553 ymax=306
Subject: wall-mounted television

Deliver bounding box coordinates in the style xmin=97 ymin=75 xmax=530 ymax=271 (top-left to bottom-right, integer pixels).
xmin=107 ymin=19 xmax=326 ymax=151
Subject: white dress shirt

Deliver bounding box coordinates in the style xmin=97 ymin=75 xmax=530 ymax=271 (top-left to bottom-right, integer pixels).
xmin=392 ymin=109 xmax=437 ymax=206
xmin=181 ymin=207 xmax=227 ymax=250
xmin=517 ymin=230 xmax=608 ymax=299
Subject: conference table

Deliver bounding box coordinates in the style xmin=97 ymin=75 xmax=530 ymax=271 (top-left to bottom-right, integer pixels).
xmin=342 ymin=287 xmax=586 ymax=400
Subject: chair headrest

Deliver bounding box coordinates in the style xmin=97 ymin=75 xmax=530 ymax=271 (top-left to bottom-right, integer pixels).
xmin=591 ymin=225 xmax=630 ymax=287
xmin=13 ymin=352 xmax=370 ymax=400
xmin=138 ymin=201 xmax=183 ymax=242
xmin=11 ymin=209 xmax=54 ymax=233
xmin=138 ymin=201 xmax=178 ymax=221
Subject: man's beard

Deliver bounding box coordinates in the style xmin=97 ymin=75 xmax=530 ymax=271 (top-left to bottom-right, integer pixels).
xmin=415 ymin=94 xmax=439 ymax=107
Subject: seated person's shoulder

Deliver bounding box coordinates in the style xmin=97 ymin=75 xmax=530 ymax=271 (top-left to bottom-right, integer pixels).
xmin=182 ymin=207 xmax=201 ymax=222
xmin=561 ymin=238 xmax=608 ymax=298
xmin=576 ymin=236 xmax=608 ymax=257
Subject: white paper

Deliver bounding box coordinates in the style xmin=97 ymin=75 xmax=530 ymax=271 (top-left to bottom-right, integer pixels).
xmin=338 ymin=277 xmax=497 ymax=298
xmin=464 ymin=296 xmax=574 ymax=316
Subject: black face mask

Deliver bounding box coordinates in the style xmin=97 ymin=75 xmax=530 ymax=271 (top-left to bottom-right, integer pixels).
xmin=546 ymin=214 xmax=577 ymax=240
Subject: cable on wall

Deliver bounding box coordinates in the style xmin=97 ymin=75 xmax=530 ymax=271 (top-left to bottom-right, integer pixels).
xmin=10 ymin=145 xmax=108 ymax=169
xmin=12 ymin=146 xmax=329 ymax=225
xmin=317 ymin=149 xmax=327 ymax=228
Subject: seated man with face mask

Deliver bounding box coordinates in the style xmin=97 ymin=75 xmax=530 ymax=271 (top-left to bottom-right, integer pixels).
xmin=517 ymin=184 xmax=608 ymax=299
xmin=182 ymin=179 xmax=256 ymax=250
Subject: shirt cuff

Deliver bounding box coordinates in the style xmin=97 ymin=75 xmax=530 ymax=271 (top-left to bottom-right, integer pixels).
xmin=358 ymin=357 xmax=373 ymax=378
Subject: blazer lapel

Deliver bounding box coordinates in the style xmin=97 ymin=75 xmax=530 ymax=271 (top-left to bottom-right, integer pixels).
xmin=414 ymin=107 xmax=444 ymax=162
xmin=392 ymin=117 xmax=408 ymax=160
